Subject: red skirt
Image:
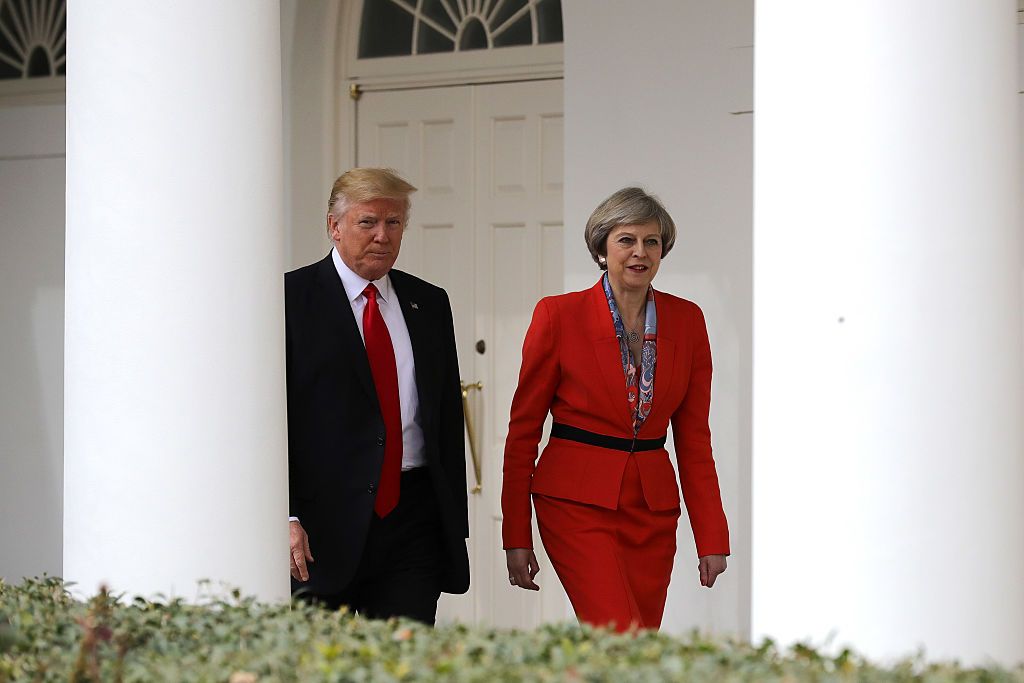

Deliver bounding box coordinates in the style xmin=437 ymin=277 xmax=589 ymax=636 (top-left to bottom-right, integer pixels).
xmin=534 ymin=454 xmax=680 ymax=631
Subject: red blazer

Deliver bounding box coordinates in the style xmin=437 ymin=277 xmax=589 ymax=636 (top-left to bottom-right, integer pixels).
xmin=501 ymin=279 xmax=730 ymax=558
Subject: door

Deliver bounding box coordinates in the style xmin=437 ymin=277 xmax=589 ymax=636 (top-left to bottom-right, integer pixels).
xmin=356 ymin=79 xmax=568 ymax=628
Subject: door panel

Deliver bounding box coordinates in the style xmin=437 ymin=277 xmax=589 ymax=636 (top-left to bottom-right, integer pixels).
xmin=473 ymin=80 xmax=568 ymax=626
xmin=356 ymin=87 xmax=475 ymax=376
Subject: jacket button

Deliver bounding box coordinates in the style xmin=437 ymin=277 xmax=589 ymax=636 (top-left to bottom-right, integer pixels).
xmin=376 ymin=435 xmax=385 ymax=446
xmin=367 ymin=483 xmax=376 ymax=494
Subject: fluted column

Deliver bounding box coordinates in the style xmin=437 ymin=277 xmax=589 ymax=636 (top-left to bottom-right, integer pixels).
xmin=753 ymin=0 xmax=1023 ymax=663
xmin=65 ymin=1 xmax=288 ymax=601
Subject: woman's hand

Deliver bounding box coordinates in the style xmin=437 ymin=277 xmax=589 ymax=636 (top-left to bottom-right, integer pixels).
xmin=506 ymin=548 xmax=541 ymax=591
xmin=698 ymin=554 xmax=727 ymax=588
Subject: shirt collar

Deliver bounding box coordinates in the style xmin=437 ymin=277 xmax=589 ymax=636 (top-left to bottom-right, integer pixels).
xmin=331 ymin=247 xmax=393 ymax=304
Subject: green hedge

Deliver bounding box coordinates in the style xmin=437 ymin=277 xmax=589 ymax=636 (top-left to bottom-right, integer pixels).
xmin=0 ymin=577 xmax=1020 ymax=682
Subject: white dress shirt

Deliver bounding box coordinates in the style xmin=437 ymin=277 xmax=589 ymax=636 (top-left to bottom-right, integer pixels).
xmin=332 ymin=248 xmax=427 ymax=470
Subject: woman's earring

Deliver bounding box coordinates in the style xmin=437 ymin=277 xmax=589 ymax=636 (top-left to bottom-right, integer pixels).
xmin=598 ymin=256 xmax=606 ymax=265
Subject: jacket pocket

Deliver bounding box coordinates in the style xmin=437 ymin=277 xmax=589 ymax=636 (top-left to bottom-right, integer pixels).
xmin=530 ymin=441 xmax=628 ymax=510
xmin=633 ymin=449 xmax=681 ymax=511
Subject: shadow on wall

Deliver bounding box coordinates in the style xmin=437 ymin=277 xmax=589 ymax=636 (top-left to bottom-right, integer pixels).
xmin=0 ymin=151 xmax=65 ymax=583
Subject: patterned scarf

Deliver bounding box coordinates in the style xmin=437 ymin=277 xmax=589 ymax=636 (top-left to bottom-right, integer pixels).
xmin=602 ymin=273 xmax=657 ymax=435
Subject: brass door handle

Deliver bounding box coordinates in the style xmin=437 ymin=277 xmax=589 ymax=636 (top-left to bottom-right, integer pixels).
xmin=460 ymin=380 xmax=483 ymax=494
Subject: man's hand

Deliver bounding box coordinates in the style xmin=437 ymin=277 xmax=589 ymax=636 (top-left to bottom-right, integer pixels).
xmin=698 ymin=554 xmax=727 ymax=588
xmin=505 ymin=548 xmax=540 ymax=591
xmin=290 ymin=520 xmax=314 ymax=582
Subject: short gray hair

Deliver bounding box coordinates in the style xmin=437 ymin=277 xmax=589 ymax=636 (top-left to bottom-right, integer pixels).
xmin=584 ymin=187 xmax=676 ymax=270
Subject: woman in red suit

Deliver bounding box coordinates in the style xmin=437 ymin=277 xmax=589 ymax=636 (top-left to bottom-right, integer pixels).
xmin=502 ymin=187 xmax=730 ymax=631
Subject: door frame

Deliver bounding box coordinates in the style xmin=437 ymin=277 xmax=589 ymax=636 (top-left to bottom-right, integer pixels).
xmin=331 ymin=0 xmax=565 ymax=174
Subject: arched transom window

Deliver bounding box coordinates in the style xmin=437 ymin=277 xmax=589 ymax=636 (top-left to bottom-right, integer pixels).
xmin=359 ymin=0 xmax=562 ymax=59
xmin=0 ymin=0 xmax=66 ymax=80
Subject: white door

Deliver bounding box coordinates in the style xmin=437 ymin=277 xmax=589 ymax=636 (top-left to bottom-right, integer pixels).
xmin=357 ymin=79 xmax=569 ymax=628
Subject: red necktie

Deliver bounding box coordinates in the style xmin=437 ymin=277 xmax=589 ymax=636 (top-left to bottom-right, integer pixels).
xmin=362 ymin=284 xmax=402 ymax=517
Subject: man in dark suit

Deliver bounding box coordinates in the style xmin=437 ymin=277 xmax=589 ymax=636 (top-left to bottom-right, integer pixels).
xmin=285 ymin=168 xmax=469 ymax=624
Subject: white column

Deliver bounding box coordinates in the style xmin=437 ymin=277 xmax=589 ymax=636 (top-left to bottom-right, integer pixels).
xmin=65 ymin=2 xmax=288 ymax=601
xmin=754 ymin=1 xmax=1023 ymax=664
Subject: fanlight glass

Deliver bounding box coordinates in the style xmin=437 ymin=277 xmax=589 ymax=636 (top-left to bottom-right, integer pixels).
xmin=0 ymin=0 xmax=66 ymax=80
xmin=359 ymin=0 xmax=562 ymax=59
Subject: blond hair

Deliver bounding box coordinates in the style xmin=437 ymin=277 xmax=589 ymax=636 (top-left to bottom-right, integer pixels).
xmin=327 ymin=168 xmax=418 ymax=221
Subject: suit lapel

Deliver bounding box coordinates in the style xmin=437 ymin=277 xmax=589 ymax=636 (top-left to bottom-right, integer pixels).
xmin=389 ymin=270 xmax=438 ymax=426
xmin=586 ymin=281 xmax=635 ymax=429
xmin=313 ymin=254 xmax=378 ymax=408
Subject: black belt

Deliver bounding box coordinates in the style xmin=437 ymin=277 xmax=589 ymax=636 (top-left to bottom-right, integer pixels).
xmin=551 ymin=423 xmax=666 ymax=453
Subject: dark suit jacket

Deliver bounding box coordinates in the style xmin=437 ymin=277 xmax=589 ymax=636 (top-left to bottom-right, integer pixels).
xmin=285 ymin=253 xmax=470 ymax=596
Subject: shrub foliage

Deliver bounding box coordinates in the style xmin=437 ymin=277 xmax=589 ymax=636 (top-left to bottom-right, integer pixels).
xmin=0 ymin=577 xmax=1020 ymax=682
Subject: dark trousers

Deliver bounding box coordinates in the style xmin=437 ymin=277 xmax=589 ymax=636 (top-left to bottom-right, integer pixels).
xmin=302 ymin=467 xmax=446 ymax=625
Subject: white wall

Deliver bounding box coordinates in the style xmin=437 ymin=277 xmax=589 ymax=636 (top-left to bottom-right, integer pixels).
xmin=282 ymin=0 xmax=342 ymax=270
xmin=0 ymin=104 xmax=65 ymax=583
xmin=563 ymin=0 xmax=754 ymax=637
